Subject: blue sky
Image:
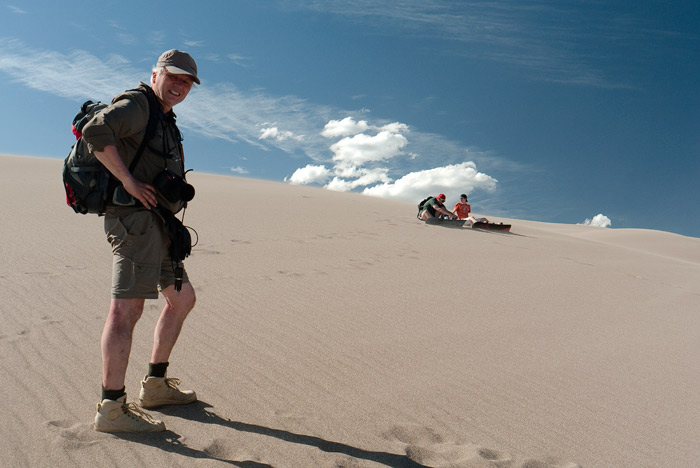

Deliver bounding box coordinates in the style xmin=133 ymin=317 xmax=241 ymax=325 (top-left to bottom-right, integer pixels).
xmin=1 ymin=1 xmax=698 ymax=237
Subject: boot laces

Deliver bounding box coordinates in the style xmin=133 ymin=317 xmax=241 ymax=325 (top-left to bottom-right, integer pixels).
xmin=165 ymin=377 xmax=182 ymax=390
xmin=122 ymin=401 xmax=159 ymax=424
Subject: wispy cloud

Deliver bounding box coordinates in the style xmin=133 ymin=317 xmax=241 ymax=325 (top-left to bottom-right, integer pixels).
xmin=0 ymin=40 xmax=144 ymax=100
xmin=227 ymin=53 xmax=252 ymax=68
xmin=7 ymin=5 xmax=27 ymax=14
xmin=149 ymin=31 xmax=167 ymax=48
xmin=289 ymin=0 xmax=653 ymax=88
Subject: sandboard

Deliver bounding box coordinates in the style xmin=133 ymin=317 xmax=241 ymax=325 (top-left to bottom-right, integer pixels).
xmin=472 ymin=221 xmax=511 ymax=232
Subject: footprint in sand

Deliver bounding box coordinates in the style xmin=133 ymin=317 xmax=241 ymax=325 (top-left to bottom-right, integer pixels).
xmin=386 ymin=425 xmax=511 ymax=467
xmin=47 ymin=420 xmax=103 ymax=449
xmin=386 ymin=424 xmax=578 ymax=468
xmin=405 ymin=442 xmax=512 ymax=468
xmin=203 ymin=438 xmax=237 ymax=458
xmin=385 ymin=424 xmax=445 ymax=446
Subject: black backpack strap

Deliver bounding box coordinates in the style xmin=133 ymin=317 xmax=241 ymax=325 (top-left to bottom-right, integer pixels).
xmin=105 ymin=86 xmax=161 ymax=207
xmin=127 ymin=86 xmax=160 ymax=173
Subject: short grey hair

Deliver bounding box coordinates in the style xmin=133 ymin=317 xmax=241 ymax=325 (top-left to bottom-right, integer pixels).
xmin=151 ymin=66 xmax=197 ymax=87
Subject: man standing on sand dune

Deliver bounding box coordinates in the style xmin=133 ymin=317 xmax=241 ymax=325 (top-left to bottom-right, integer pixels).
xmin=81 ymin=49 xmax=200 ymax=432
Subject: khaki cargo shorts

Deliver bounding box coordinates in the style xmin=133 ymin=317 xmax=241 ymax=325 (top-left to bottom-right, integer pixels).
xmin=104 ymin=207 xmax=189 ymax=299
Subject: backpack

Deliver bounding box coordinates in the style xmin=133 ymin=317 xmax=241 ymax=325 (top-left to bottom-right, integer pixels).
xmin=417 ymin=196 xmax=434 ymax=218
xmin=63 ymin=87 xmax=159 ymax=215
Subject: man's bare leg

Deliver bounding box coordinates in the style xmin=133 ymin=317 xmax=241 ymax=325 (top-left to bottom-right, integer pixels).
xmin=96 ymin=297 xmax=165 ymax=432
xmin=138 ymin=282 xmax=197 ymax=409
xmin=419 ymin=210 xmax=434 ymax=221
xmin=150 ymin=283 xmax=196 ymax=364
xmin=101 ymin=298 xmax=145 ymax=390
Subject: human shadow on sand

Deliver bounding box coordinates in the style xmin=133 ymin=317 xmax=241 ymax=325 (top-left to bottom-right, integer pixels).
xmin=116 ymin=429 xmax=273 ymax=468
xmin=157 ymin=400 xmax=430 ymax=468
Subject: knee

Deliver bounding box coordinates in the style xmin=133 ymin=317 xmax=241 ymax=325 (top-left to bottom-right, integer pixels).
xmin=183 ymin=288 xmax=196 ymax=313
xmin=107 ymin=300 xmax=145 ymax=329
xmin=167 ymin=284 xmax=196 ymax=315
xmin=182 ymin=283 xmax=196 ymax=310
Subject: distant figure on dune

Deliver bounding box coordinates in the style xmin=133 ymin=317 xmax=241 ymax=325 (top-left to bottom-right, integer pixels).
xmin=452 ymin=193 xmax=490 ymax=225
xmin=418 ymin=194 xmax=457 ymax=221
xmin=452 ymin=193 xmax=471 ymax=220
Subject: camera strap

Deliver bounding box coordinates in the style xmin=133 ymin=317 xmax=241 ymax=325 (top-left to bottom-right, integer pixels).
xmin=154 ymin=206 xmax=192 ymax=292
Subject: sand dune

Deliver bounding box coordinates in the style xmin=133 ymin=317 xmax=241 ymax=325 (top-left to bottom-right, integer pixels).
xmin=1 ymin=154 xmax=699 ymax=468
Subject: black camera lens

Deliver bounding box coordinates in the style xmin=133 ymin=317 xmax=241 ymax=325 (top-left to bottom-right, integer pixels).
xmin=154 ymin=170 xmax=195 ymax=203
xmin=179 ymin=183 xmax=195 ymax=202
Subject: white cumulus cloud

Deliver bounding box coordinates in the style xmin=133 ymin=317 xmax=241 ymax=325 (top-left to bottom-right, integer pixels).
xmin=287 ymin=164 xmax=332 ymax=185
xmin=331 ymin=130 xmax=408 ymax=166
xmin=363 ymin=162 xmax=497 ymax=202
xmin=322 ymin=116 xmax=369 ymax=138
xmin=259 ymin=126 xmax=304 ymax=142
xmin=325 ymin=168 xmax=391 ymax=192
xmin=580 ymin=214 xmax=612 ymax=228
xmin=289 ymin=115 xmax=499 ymax=204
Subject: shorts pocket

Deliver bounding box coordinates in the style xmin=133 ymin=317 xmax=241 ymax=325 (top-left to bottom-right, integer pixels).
xmin=105 ymin=210 xmax=155 ymax=250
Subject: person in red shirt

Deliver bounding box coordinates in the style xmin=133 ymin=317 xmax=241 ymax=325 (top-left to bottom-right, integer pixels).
xmin=452 ymin=194 xmax=471 ymax=220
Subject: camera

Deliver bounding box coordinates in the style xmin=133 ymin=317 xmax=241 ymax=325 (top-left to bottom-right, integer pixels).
xmin=153 ymin=169 xmax=195 ymax=203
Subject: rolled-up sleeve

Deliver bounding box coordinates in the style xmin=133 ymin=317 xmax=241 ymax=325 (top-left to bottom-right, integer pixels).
xmin=82 ymin=92 xmax=149 ymax=157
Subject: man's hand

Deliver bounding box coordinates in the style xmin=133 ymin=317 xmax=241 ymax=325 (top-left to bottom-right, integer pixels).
xmin=94 ymin=145 xmax=158 ymax=210
xmin=123 ymin=178 xmax=158 ymax=210
xmin=440 ymin=208 xmax=457 ymax=220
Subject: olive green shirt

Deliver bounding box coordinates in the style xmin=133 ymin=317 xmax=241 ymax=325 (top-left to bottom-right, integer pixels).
xmin=82 ymin=83 xmax=187 ymax=213
xmin=423 ymin=197 xmax=445 ymax=215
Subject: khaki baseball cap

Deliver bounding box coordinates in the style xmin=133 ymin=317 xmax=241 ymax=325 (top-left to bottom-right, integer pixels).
xmin=156 ymin=49 xmax=200 ymax=84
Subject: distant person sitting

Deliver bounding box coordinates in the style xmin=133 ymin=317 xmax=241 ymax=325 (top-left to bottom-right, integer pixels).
xmin=419 ymin=194 xmax=457 ymax=221
xmin=453 ymin=194 xmax=471 ymax=220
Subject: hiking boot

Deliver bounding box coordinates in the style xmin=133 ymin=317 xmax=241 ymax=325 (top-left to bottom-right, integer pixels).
xmin=94 ymin=395 xmax=165 ymax=432
xmin=138 ymin=375 xmax=197 ymax=409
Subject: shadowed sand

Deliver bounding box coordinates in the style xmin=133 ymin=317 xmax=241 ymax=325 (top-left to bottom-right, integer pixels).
xmin=1 ymin=154 xmax=699 ymax=468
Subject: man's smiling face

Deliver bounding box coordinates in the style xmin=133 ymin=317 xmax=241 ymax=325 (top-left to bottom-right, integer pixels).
xmin=151 ymin=67 xmax=194 ymax=113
